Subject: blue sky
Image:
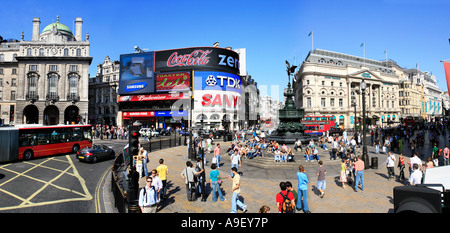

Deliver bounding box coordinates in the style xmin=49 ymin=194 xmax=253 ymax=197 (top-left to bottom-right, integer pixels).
xmin=2 ymin=0 xmax=450 ymax=100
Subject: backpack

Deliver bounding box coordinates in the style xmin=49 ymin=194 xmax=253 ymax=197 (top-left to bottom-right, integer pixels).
xmin=280 ymin=191 xmax=295 ymax=213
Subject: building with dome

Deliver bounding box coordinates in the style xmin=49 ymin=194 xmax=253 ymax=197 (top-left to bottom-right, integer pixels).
xmin=0 ymin=16 xmax=92 ymax=125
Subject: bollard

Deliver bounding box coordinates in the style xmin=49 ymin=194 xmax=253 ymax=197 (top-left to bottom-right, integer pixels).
xmin=371 ymin=157 xmax=378 ymax=169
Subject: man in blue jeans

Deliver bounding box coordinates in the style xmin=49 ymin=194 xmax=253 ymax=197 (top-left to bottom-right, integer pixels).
xmin=296 ymin=165 xmax=311 ymax=213
xmin=228 ymin=167 xmax=247 ymax=213
xmin=354 ymin=156 xmax=365 ymax=192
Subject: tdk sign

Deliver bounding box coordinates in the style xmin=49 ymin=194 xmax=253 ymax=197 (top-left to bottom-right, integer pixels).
xmin=196 ymin=71 xmax=241 ymax=94
xmin=125 ymin=82 xmax=147 ymax=92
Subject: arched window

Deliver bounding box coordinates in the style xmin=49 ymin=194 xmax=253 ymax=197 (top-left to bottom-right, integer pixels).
xmin=27 ymin=48 xmax=32 ymax=56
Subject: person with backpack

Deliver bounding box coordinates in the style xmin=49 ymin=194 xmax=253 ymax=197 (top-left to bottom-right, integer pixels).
xmin=138 ymin=176 xmax=158 ymax=213
xmin=276 ymin=182 xmax=295 ymax=213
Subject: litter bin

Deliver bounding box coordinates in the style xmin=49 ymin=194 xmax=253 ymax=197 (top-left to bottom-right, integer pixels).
xmin=371 ymin=157 xmax=378 ymax=169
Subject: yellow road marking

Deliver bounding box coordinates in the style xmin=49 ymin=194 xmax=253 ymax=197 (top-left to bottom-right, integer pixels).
xmin=94 ymin=167 xmax=110 ymax=213
xmin=0 ymin=155 xmax=92 ymax=211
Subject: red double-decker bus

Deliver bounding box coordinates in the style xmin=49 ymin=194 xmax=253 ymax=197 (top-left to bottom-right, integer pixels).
xmin=302 ymin=116 xmax=336 ymax=136
xmin=0 ymin=124 xmax=92 ymax=162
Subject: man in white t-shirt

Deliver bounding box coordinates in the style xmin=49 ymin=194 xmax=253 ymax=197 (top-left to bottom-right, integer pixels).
xmin=409 ymin=163 xmax=422 ymax=185
xmin=230 ymin=150 xmax=241 ymax=177
xmin=408 ymin=153 xmax=422 ymax=175
xmin=386 ymin=152 xmax=396 ymax=180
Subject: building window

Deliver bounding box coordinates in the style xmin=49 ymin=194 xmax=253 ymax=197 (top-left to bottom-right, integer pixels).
xmin=0 ymin=68 xmax=3 ymax=74
xmin=29 ymin=65 xmax=38 ymax=71
xmin=321 ymin=98 xmax=326 ymax=107
xmin=0 ymin=54 xmax=4 ymax=61
xmin=11 ymin=78 xmax=16 ymax=87
xmin=330 ymin=98 xmax=335 ymax=107
xmin=39 ymin=48 xmax=44 ymax=56
xmin=12 ymin=69 xmax=17 ymax=75
xmin=68 ymin=75 xmax=78 ymax=99
xmin=49 ymin=65 xmax=58 ymax=72
xmin=339 ymin=98 xmax=343 ymax=107
xmin=307 ymin=97 xmax=311 ymax=108
xmin=64 ymin=48 xmax=69 ymax=56
xmin=76 ymin=49 xmax=82 ymax=56
xmin=0 ymin=90 xmax=2 ymax=100
xmin=322 ymin=81 xmax=325 ymax=86
xmin=10 ymin=91 xmax=16 ymax=100
xmin=306 ymin=80 xmax=310 ymax=85
xmin=27 ymin=75 xmax=38 ymax=99
xmin=69 ymin=65 xmax=78 ymax=72
xmin=48 ymin=74 xmax=58 ymax=99
xmin=27 ymin=48 xmax=32 ymax=56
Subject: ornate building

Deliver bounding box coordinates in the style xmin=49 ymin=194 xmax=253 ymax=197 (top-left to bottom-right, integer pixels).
xmin=88 ymin=56 xmax=120 ymax=126
xmin=294 ymin=49 xmax=402 ymax=129
xmin=3 ymin=16 xmax=92 ymax=125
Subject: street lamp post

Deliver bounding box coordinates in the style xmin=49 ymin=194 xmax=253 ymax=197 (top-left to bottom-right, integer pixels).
xmin=360 ymin=79 xmax=370 ymax=169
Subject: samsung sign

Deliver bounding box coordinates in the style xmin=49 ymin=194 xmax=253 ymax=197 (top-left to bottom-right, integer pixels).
xmin=119 ymin=52 xmax=155 ymax=95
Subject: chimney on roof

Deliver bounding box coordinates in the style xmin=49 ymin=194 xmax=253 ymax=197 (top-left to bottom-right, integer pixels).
xmin=75 ymin=17 xmax=83 ymax=41
xmin=32 ymin=17 xmax=40 ymax=41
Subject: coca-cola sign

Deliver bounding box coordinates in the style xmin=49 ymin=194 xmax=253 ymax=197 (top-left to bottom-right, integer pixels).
xmin=167 ymin=50 xmax=212 ymax=67
xmin=155 ymin=47 xmax=240 ymax=75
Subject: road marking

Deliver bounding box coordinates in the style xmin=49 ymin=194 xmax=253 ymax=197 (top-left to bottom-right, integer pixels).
xmin=0 ymin=155 xmax=92 ymax=211
xmin=95 ymin=167 xmax=110 ymax=213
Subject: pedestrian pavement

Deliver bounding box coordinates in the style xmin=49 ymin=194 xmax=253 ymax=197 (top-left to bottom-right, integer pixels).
xmin=102 ymin=136 xmax=441 ymax=213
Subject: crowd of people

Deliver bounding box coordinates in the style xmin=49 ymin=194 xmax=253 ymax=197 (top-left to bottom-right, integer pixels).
xmin=92 ymin=124 xmax=128 ymax=140
xmin=129 ymin=121 xmax=450 ymax=213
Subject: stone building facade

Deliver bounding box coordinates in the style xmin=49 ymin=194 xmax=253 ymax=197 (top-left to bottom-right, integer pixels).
xmin=0 ymin=16 xmax=92 ymax=125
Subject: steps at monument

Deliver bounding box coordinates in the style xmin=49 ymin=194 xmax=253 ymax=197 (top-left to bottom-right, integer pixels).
xmin=243 ymin=152 xmax=341 ymax=169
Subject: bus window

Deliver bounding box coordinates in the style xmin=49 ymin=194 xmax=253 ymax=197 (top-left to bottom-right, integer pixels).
xmin=72 ymin=130 xmax=82 ymax=141
xmin=60 ymin=129 xmax=71 ymax=143
xmin=38 ymin=132 xmax=50 ymax=145
xmin=19 ymin=132 xmax=37 ymax=147
xmin=50 ymin=130 xmax=60 ymax=144
xmin=83 ymin=128 xmax=92 ymax=141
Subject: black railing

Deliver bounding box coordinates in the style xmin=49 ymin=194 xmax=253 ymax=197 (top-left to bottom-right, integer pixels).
xmin=110 ymin=133 xmax=183 ymax=213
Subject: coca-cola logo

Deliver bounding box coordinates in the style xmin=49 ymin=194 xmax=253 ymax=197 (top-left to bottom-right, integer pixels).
xmin=167 ymin=50 xmax=212 ymax=67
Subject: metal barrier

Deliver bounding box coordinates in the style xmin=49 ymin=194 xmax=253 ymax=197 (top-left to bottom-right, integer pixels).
xmin=147 ymin=135 xmax=182 ymax=153
xmin=110 ymin=134 xmax=182 ymax=213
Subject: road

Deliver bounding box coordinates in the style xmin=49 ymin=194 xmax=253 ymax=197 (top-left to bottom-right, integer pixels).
xmin=0 ymin=138 xmax=130 ymax=213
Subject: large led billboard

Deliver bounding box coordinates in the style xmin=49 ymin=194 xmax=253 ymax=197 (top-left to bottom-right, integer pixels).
xmin=155 ymin=47 xmax=240 ymax=75
xmin=119 ymin=52 xmax=155 ymax=95
xmin=193 ymin=71 xmax=242 ymax=111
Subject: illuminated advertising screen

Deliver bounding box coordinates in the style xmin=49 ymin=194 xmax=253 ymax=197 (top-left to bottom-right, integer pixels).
xmin=156 ymin=71 xmax=191 ymax=93
xmin=193 ymin=71 xmax=242 ymax=111
xmin=119 ymin=52 xmax=155 ymax=95
xmin=155 ymin=47 xmax=240 ymax=75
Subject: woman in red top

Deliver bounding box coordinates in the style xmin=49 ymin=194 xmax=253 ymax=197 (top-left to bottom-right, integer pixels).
xmin=397 ymin=153 xmax=405 ymax=181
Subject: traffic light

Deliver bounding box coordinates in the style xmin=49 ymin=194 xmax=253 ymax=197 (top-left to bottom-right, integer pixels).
xmin=9 ymin=105 xmax=14 ymax=123
xmin=128 ymin=126 xmax=140 ymax=158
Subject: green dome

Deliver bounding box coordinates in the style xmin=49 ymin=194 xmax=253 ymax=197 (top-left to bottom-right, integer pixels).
xmin=41 ymin=22 xmax=72 ymax=34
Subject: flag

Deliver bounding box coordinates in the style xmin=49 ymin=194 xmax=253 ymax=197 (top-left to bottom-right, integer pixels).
xmin=443 ymin=62 xmax=450 ymax=102
xmin=360 ymin=42 xmax=365 ymax=47
xmin=384 ymin=49 xmax=387 ymax=54
xmin=308 ymin=31 xmax=312 ymax=37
